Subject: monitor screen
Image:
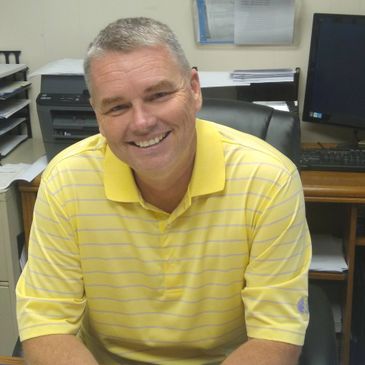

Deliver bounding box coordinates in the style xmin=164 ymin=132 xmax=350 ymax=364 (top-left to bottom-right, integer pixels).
xmin=303 ymin=13 xmax=365 ymax=131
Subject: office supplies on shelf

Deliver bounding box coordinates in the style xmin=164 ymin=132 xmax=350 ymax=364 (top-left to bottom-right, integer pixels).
xmin=230 ymin=68 xmax=295 ymax=83
xmin=300 ymin=147 xmax=365 ymax=172
xmin=310 ymin=234 xmax=348 ymax=272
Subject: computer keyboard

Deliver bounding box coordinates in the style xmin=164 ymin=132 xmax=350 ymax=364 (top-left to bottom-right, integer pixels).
xmin=300 ymin=147 xmax=365 ymax=172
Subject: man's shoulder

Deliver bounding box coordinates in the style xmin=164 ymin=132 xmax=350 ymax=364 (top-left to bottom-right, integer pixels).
xmin=197 ymin=118 xmax=296 ymax=175
xmin=43 ymin=134 xmax=106 ymax=180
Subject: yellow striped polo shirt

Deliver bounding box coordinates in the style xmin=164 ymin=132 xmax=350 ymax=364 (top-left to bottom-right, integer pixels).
xmin=16 ymin=118 xmax=311 ymax=365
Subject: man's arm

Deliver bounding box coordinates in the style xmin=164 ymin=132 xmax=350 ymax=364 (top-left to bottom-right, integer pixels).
xmin=22 ymin=334 xmax=99 ymax=365
xmin=222 ymin=338 xmax=301 ymax=365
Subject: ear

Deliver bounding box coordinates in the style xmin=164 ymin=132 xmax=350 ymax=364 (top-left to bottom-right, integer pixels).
xmin=190 ymin=68 xmax=202 ymax=112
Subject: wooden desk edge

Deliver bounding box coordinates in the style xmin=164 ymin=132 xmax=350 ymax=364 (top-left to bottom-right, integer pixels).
xmin=0 ymin=356 xmax=24 ymax=364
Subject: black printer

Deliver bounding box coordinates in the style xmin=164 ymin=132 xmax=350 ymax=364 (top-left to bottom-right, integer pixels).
xmin=37 ymin=74 xmax=98 ymax=160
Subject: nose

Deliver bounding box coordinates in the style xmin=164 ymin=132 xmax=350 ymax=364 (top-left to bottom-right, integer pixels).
xmin=131 ymin=102 xmax=156 ymax=132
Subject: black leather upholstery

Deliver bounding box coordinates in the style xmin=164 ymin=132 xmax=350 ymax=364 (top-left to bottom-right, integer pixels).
xmin=197 ymin=98 xmax=301 ymax=167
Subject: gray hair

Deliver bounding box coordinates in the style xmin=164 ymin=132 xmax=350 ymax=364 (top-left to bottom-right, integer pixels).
xmin=84 ymin=17 xmax=191 ymax=90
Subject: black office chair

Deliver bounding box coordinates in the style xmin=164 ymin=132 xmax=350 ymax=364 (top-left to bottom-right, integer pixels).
xmin=197 ymin=98 xmax=301 ymax=167
xmin=299 ymin=283 xmax=338 ymax=365
xmin=198 ymin=98 xmax=338 ymax=365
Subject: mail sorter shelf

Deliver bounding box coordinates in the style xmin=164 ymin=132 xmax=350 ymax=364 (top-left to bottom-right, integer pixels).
xmin=0 ymin=80 xmax=31 ymax=100
xmin=0 ymin=61 xmax=32 ymax=159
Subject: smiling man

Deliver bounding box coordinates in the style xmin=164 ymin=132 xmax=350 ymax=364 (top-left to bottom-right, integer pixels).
xmin=16 ymin=17 xmax=311 ymax=365
xmin=88 ymin=45 xmax=200 ymax=213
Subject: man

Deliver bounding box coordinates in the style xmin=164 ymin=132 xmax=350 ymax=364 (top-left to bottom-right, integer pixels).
xmin=16 ymin=17 xmax=311 ymax=365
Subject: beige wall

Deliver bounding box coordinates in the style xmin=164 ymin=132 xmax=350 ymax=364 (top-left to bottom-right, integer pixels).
xmin=1 ymin=0 xmax=365 ymax=142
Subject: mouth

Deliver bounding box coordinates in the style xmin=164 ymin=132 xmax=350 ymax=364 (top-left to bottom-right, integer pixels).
xmin=131 ymin=132 xmax=170 ymax=148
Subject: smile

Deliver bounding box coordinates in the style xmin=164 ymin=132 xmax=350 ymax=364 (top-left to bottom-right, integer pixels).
xmin=133 ymin=132 xmax=169 ymax=148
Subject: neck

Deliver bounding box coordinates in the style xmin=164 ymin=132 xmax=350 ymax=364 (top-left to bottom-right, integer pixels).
xmin=134 ymin=159 xmax=194 ymax=214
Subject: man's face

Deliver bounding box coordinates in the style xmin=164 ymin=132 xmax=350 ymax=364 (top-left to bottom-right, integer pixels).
xmin=89 ymin=46 xmax=202 ymax=182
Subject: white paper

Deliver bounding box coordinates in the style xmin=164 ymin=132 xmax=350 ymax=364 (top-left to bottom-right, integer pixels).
xmin=253 ymin=101 xmax=289 ymax=112
xmin=310 ymin=234 xmax=348 ymax=272
xmin=29 ymin=58 xmax=83 ymax=78
xmin=0 ymin=80 xmax=31 ymax=97
xmin=199 ymin=71 xmax=250 ymax=88
xmin=234 ymin=0 xmax=295 ymax=44
xmin=205 ymin=0 xmax=235 ymax=42
xmin=230 ymin=68 xmax=295 ymax=83
xmin=0 ymin=155 xmax=47 ymax=191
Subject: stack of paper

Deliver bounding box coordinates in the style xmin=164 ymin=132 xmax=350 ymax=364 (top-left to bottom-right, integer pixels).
xmin=310 ymin=234 xmax=348 ymax=272
xmin=0 ymin=80 xmax=31 ymax=99
xmin=230 ymin=68 xmax=295 ymax=84
xmin=0 ymin=155 xmax=47 ymax=191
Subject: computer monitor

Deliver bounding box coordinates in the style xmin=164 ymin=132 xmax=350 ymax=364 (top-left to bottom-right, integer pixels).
xmin=302 ymin=13 xmax=365 ymax=140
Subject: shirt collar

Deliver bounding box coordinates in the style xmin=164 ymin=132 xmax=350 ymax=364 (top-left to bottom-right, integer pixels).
xmin=189 ymin=118 xmax=225 ymax=197
xmin=104 ymin=146 xmax=140 ymax=202
xmin=103 ymin=118 xmax=226 ymax=202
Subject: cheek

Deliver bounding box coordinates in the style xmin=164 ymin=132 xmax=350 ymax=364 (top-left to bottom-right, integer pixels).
xmin=162 ymin=93 xmax=197 ymax=124
xmin=97 ymin=114 xmax=127 ymax=140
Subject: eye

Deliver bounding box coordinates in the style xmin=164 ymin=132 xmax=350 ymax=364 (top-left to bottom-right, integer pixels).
xmin=148 ymin=91 xmax=173 ymax=102
xmin=106 ymin=104 xmax=129 ymax=115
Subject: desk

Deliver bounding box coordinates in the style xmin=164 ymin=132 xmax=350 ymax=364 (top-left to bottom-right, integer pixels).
xmin=0 ymin=356 xmax=24 ymax=365
xmin=18 ymin=170 xmax=365 ymax=365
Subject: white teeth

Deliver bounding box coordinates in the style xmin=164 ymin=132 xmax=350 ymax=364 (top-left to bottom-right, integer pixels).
xmin=134 ymin=133 xmax=166 ymax=148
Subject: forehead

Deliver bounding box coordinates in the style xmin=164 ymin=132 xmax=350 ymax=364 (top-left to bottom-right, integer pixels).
xmin=89 ymin=46 xmax=184 ymax=90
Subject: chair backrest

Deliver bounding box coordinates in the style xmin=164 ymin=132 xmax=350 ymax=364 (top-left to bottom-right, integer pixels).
xmin=197 ymin=98 xmax=301 ymax=167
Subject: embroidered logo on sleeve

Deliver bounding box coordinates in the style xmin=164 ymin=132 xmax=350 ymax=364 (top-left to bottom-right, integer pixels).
xmin=297 ymin=296 xmax=309 ymax=314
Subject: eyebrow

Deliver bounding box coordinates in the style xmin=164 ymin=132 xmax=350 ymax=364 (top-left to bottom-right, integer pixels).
xmin=99 ymin=80 xmax=178 ymax=109
xmin=145 ymin=80 xmax=177 ymax=93
xmin=100 ymin=96 xmax=126 ymax=108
